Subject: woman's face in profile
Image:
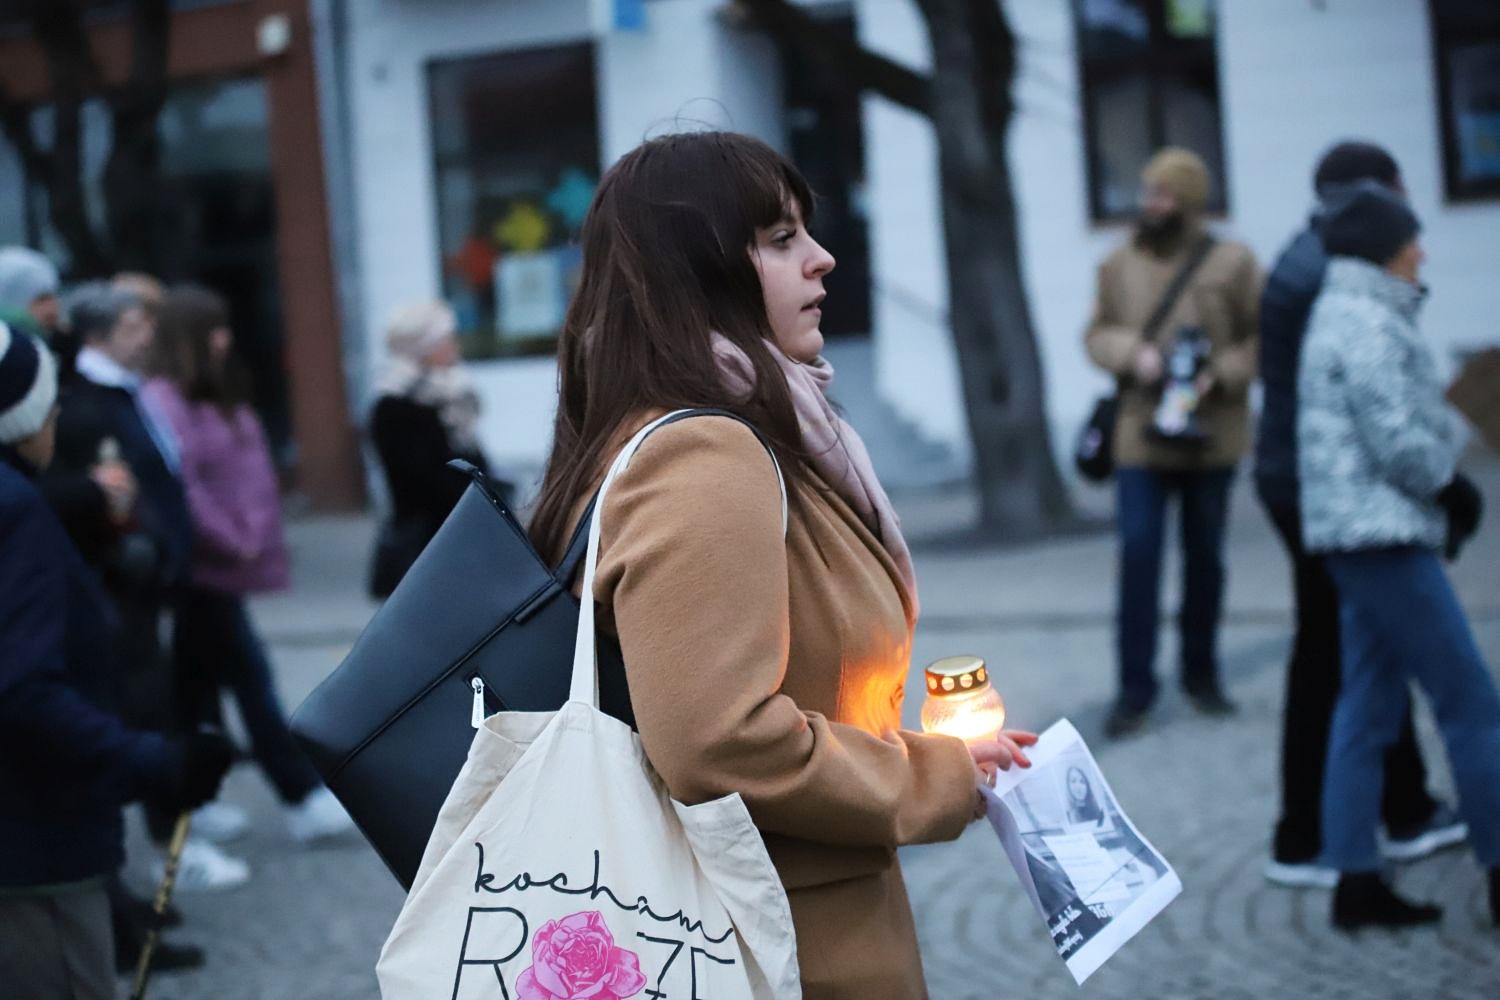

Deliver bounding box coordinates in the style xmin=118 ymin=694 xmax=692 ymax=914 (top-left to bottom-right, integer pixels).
xmin=750 ymin=201 xmax=836 ymax=364
xmin=1068 ymin=767 xmax=1090 ymax=804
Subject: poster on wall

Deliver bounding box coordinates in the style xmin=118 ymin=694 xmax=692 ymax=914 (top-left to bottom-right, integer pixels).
xmin=496 ymin=250 xmax=565 ymax=340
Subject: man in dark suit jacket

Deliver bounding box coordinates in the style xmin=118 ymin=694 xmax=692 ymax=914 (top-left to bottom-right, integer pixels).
xmin=41 ymin=283 xmax=191 ymax=728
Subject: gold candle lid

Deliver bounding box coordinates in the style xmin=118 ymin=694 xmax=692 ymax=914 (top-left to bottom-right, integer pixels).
xmin=925 ymin=655 xmax=989 ymax=696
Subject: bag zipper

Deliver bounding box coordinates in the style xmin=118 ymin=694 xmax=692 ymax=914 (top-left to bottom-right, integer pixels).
xmin=469 ymin=674 xmax=505 ymax=727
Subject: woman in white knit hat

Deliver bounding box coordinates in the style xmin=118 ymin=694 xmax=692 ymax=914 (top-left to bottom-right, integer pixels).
xmin=366 ymin=300 xmax=498 ymax=596
xmin=0 ymin=322 xmax=233 ymax=998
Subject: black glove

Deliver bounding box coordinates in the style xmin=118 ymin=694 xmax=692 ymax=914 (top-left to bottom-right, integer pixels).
xmin=166 ymin=729 xmax=235 ymax=810
xmin=1436 ymin=473 xmax=1484 ymax=561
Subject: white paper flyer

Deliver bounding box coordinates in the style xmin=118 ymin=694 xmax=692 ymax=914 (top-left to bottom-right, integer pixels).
xmin=980 ymin=718 xmax=1181 ymax=985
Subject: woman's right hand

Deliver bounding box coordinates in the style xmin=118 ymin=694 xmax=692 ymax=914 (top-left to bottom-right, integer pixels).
xmin=969 ymin=730 xmax=1037 ymax=818
xmin=969 ymin=729 xmax=1037 ymax=785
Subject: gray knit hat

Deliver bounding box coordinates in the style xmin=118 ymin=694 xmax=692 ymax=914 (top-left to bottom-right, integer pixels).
xmin=0 ymin=321 xmax=58 ymax=445
xmin=0 ymin=246 xmax=61 ymax=312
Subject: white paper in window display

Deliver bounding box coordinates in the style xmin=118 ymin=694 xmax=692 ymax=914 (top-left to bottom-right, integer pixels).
xmin=979 ymin=718 xmax=1181 ymax=985
xmin=495 ymin=249 xmax=565 ymax=339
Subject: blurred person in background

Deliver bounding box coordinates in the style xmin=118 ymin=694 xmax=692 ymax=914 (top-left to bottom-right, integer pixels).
xmin=1084 ymin=148 xmax=1262 ymax=739
xmin=366 ymin=299 xmax=498 ymax=597
xmin=39 ymin=282 xmax=252 ymax=902
xmin=1255 ymin=141 xmax=1461 ymax=891
xmin=0 ymin=246 xmax=67 ymax=370
xmin=0 ymin=321 xmax=232 ymax=998
xmin=144 ymin=285 xmax=353 ymax=845
xmin=1297 ymin=183 xmax=1496 ymax=929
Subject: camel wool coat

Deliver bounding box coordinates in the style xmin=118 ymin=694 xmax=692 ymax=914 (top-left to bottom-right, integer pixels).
xmin=562 ymin=414 xmax=978 ymax=999
xmin=1084 ymin=225 xmax=1262 ymax=470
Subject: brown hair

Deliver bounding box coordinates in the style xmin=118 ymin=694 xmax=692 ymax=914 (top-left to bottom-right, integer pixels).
xmin=151 ymin=285 xmax=250 ymax=413
xmin=528 ymin=131 xmax=817 ymax=560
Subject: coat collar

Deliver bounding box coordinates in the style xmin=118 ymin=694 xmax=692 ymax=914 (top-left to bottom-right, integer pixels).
xmin=1324 ymin=256 xmax=1426 ymax=320
xmin=75 ymin=346 xmax=140 ymax=391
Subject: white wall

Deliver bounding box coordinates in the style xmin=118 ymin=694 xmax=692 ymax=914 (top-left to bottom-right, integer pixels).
xmin=1218 ymin=0 xmax=1500 ymax=361
xmin=857 ymin=0 xmax=969 ymax=459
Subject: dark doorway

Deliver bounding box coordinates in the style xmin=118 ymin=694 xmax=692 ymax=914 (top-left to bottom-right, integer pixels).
xmin=779 ymin=7 xmax=872 ymax=338
xmin=156 ymin=76 xmax=291 ymax=465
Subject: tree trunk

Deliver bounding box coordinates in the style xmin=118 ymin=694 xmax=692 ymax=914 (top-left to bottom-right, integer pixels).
xmin=33 ymin=2 xmax=112 ymax=275
xmin=736 ymin=0 xmax=1075 ymax=536
xmin=915 ymin=0 xmax=1073 ymax=536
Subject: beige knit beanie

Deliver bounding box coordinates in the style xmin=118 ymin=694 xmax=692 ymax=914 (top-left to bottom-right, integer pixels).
xmin=1142 ymin=147 xmax=1211 ymax=214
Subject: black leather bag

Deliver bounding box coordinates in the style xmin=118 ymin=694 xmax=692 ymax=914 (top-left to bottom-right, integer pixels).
xmin=1073 ymin=235 xmax=1217 ymax=483
xmin=366 ymin=518 xmax=430 ymax=599
xmin=1073 ymin=394 xmax=1118 ymax=482
xmin=290 ymin=462 xmax=628 ymax=888
xmin=289 ymin=409 xmax=759 ymax=889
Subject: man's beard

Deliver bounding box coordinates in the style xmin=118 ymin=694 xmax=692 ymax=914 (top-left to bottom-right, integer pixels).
xmin=1133 ymin=211 xmax=1186 ymax=255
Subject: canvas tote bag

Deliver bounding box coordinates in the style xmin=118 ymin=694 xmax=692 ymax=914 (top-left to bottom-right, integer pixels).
xmin=377 ymin=412 xmax=801 ymax=1000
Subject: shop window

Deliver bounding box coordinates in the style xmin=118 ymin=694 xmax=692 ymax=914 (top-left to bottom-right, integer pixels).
xmin=0 ymin=77 xmax=292 ymax=460
xmin=1073 ymin=0 xmax=1226 ymax=222
xmin=1431 ymin=0 xmax=1500 ymax=200
xmin=428 ymin=43 xmax=600 ymax=360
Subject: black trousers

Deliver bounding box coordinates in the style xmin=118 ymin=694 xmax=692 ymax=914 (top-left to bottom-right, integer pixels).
xmin=1258 ymin=486 xmax=1437 ymax=863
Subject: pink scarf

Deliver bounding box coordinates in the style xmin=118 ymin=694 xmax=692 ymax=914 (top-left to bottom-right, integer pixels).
xmin=712 ymin=334 xmax=919 ymax=620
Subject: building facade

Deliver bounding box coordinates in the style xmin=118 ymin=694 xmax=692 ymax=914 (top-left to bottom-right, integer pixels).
xmin=337 ymin=0 xmax=1500 ymax=494
xmin=0 ymin=0 xmax=363 ymax=507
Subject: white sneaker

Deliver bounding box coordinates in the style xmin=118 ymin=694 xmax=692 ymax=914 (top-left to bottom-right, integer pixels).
xmin=157 ymin=839 xmax=251 ymax=893
xmin=285 ymin=788 xmax=355 ymax=844
xmin=191 ymin=801 xmax=250 ymax=843
xmin=1264 ymin=859 xmax=1339 ymax=889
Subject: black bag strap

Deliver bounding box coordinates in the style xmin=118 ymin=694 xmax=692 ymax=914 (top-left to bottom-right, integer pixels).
xmin=1141 ymin=235 xmax=1216 ymax=344
xmin=554 ymin=407 xmax=778 ymax=585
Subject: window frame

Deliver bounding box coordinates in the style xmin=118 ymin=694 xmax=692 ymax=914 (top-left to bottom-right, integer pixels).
xmin=423 ymin=41 xmax=602 ymax=361
xmin=1429 ymin=0 xmax=1500 ymax=202
xmin=1073 ymin=0 xmax=1228 ymax=223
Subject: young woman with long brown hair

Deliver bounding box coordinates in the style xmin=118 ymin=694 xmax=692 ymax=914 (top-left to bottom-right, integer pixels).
xmin=144 ymin=286 xmax=353 ymax=854
xmin=528 ymin=131 xmax=1035 ymax=998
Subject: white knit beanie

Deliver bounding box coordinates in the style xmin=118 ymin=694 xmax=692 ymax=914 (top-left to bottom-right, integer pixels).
xmin=385 ymin=300 xmax=457 ymax=362
xmin=0 ymin=321 xmax=59 ymax=445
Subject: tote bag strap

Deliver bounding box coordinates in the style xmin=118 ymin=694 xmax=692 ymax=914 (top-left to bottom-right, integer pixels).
xmin=569 ymin=409 xmax=787 ymax=706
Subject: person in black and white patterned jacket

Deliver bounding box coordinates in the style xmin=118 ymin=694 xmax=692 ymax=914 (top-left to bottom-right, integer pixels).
xmin=1297 ymin=181 xmax=1497 ymax=931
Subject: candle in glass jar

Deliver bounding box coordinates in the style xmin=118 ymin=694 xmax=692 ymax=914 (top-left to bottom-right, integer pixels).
xmin=920 ymin=655 xmax=1005 ymax=743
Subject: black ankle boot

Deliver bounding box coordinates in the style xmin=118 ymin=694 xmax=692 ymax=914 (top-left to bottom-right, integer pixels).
xmin=1332 ymin=871 xmax=1442 ymax=930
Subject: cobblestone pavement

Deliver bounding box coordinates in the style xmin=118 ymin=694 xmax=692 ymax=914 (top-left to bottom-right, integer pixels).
xmin=122 ymin=459 xmax=1500 ymax=999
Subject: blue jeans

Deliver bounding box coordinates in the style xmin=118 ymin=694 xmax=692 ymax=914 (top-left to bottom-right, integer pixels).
xmin=1114 ymin=466 xmax=1234 ymax=710
xmin=1321 ymin=547 xmax=1500 ymax=872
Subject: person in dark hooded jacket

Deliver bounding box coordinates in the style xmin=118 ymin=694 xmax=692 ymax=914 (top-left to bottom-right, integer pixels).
xmin=0 ymin=321 xmax=231 ymax=999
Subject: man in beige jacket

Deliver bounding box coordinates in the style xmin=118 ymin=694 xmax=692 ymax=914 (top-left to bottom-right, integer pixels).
xmin=1085 ymin=147 xmax=1262 ymax=738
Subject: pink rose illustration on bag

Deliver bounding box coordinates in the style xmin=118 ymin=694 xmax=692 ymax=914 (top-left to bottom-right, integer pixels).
xmin=515 ymin=910 xmax=648 ymax=1000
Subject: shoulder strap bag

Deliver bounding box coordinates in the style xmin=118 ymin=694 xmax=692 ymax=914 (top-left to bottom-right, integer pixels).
xmin=1074 ymin=235 xmax=1217 ymax=482
xmin=290 ymin=408 xmax=784 ymax=888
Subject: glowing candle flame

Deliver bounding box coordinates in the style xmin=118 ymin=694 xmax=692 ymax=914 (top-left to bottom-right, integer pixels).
xmin=920 ymin=655 xmax=1005 ymax=744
